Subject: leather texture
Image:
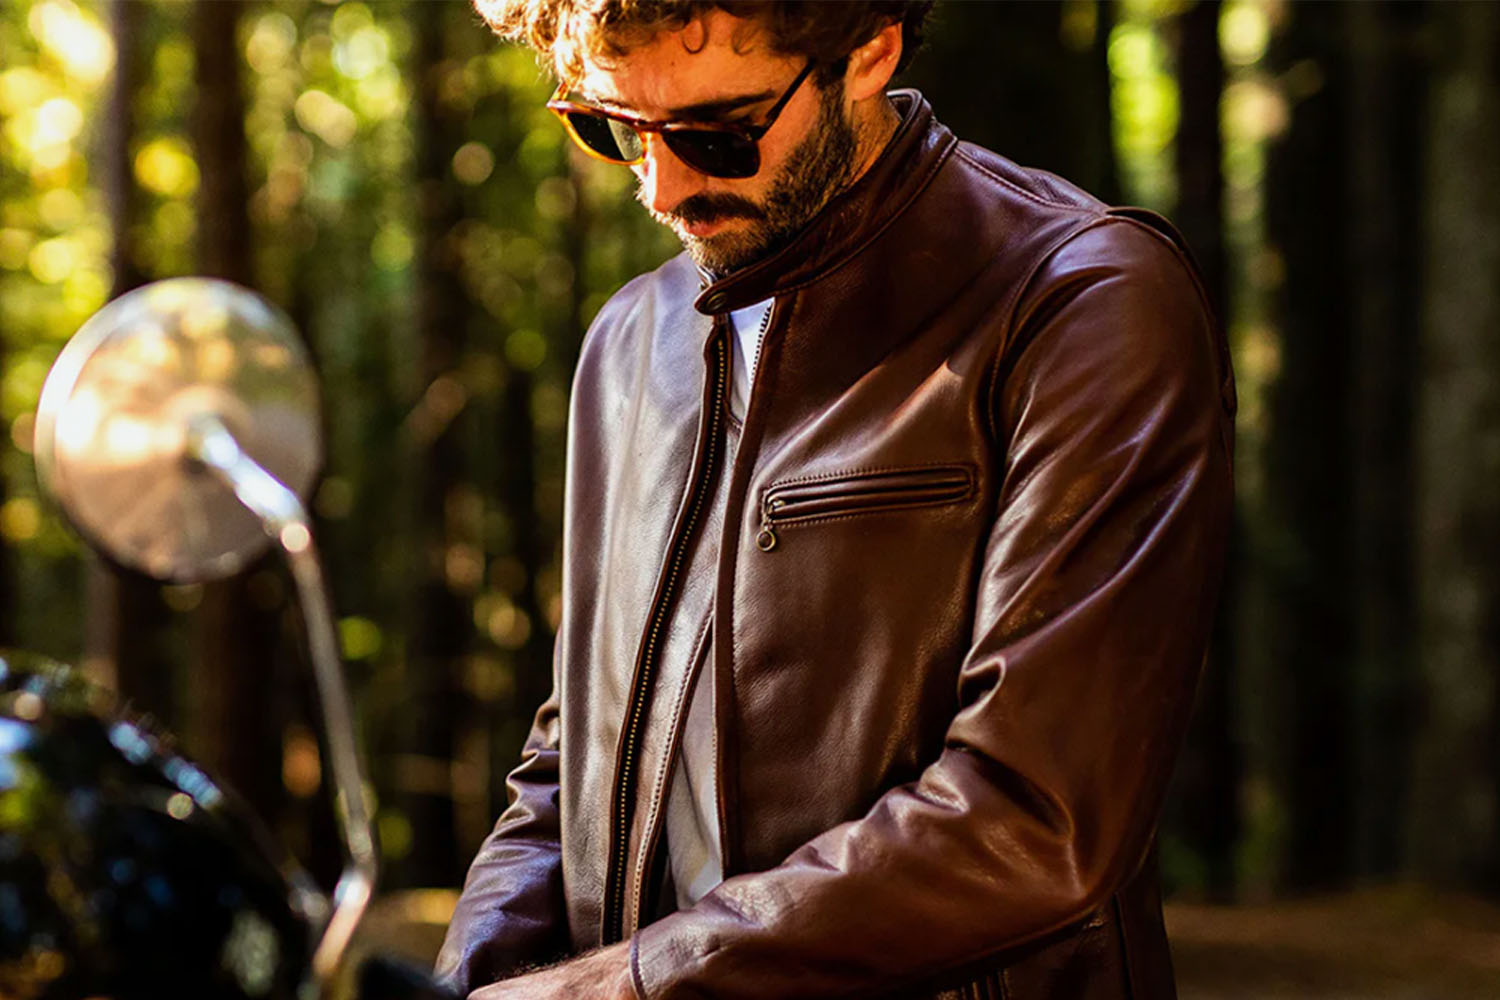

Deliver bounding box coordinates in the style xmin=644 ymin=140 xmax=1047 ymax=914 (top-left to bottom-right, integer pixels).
xmin=436 ymin=91 xmax=1235 ymax=1000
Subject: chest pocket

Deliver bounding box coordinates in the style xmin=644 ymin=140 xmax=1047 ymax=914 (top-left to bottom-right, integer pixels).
xmin=754 ymin=463 xmax=976 ymax=552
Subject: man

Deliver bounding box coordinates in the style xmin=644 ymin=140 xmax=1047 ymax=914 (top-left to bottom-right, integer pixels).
xmin=438 ymin=3 xmax=1235 ymax=998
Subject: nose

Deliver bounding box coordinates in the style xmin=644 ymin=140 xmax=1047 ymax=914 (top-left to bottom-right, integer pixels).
xmin=637 ymin=133 xmax=706 ymax=215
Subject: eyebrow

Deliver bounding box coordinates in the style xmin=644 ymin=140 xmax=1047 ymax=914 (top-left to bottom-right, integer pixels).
xmin=589 ymin=88 xmax=778 ymax=120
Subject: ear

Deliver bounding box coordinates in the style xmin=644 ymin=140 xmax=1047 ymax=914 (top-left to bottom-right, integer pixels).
xmin=844 ymin=21 xmax=904 ymax=102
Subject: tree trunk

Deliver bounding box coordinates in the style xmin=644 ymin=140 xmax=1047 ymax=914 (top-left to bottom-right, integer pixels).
xmin=187 ymin=0 xmax=284 ymax=822
xmin=91 ymin=0 xmax=174 ymax=713
xmin=1345 ymin=0 xmax=1425 ymax=882
xmin=1174 ymin=0 xmax=1226 ymax=314
xmin=1412 ymin=0 xmax=1500 ymax=890
xmin=1262 ymin=0 xmax=1356 ymax=891
xmin=193 ymin=0 xmax=252 ymax=284
xmin=1169 ymin=0 xmax=1237 ymax=898
xmin=397 ymin=0 xmax=474 ymax=887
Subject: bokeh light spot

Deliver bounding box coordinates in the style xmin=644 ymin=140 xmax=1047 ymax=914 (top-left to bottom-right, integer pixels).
xmin=0 ymin=229 xmax=33 ymax=271
xmin=134 ymin=137 xmax=200 ymax=197
xmin=29 ymin=0 xmax=114 ymax=86
xmin=377 ymin=810 xmax=413 ymax=861
xmin=36 ymin=96 xmax=84 ymax=144
xmin=0 ymin=68 xmax=51 ymax=117
xmin=452 ymin=141 xmax=494 ymax=186
xmin=505 ymin=329 xmax=547 ymax=372
xmin=334 ymin=26 xmax=390 ymax=81
xmin=0 ymin=498 xmax=41 ymax=542
xmin=282 ymin=725 xmax=322 ymax=798
xmin=245 ymin=12 xmax=298 ymax=75
xmin=371 ymin=225 xmax=413 ymax=271
xmin=27 ymin=237 xmax=75 ymax=284
xmin=294 ymin=89 xmax=359 ymax=148
xmin=338 ymin=616 xmax=383 ymax=660
xmin=445 ymin=543 xmax=484 ymax=593
xmin=37 ymin=188 xmax=83 ymax=229
xmin=11 ymin=414 xmax=35 ymax=455
xmin=535 ymin=177 xmax=576 ymax=220
xmin=1222 ymin=2 xmax=1271 ymax=68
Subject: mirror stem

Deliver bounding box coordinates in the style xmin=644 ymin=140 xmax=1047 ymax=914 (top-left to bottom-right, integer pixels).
xmin=186 ymin=415 xmax=377 ymax=993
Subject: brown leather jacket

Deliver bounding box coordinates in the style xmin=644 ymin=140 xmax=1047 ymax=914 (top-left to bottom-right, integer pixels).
xmin=437 ymin=92 xmax=1235 ymax=1000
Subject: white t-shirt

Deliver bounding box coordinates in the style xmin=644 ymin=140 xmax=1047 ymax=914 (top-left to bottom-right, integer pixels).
xmin=664 ymin=296 xmax=773 ymax=909
xmin=727 ymin=299 xmax=774 ymax=422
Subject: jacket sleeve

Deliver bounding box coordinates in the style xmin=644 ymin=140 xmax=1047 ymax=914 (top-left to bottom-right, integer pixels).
xmin=434 ymin=686 xmax=568 ymax=994
xmin=629 ymin=217 xmax=1236 ymax=999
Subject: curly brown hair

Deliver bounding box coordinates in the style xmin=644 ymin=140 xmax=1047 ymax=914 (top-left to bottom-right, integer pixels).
xmin=473 ymin=0 xmax=934 ymax=87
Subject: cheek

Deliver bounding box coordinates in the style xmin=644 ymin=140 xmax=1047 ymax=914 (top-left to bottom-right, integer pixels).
xmin=754 ymin=101 xmax=824 ymax=177
xmin=754 ymin=128 xmax=813 ymax=188
xmin=754 ymin=132 xmax=796 ymax=176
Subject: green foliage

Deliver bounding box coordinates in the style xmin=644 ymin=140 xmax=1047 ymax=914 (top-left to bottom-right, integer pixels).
xmin=0 ymin=0 xmax=116 ymax=656
xmin=0 ymin=0 xmax=679 ymax=863
xmin=1110 ymin=0 xmax=1180 ymax=210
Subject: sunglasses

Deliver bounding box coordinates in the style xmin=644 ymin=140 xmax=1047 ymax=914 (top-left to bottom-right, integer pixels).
xmin=547 ymin=62 xmax=816 ymax=180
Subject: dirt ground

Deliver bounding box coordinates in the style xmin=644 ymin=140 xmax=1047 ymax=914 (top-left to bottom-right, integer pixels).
xmin=348 ymin=886 xmax=1500 ymax=998
xmin=1167 ymin=887 xmax=1500 ymax=999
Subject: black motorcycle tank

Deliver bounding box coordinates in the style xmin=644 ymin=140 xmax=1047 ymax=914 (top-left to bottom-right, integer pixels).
xmin=0 ymin=652 xmax=316 ymax=999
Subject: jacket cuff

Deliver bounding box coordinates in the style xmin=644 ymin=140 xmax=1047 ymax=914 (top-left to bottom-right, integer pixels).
xmin=630 ymin=912 xmax=716 ymax=1000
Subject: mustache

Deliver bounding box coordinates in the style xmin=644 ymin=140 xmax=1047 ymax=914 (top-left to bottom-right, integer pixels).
xmin=643 ymin=191 xmax=767 ymax=228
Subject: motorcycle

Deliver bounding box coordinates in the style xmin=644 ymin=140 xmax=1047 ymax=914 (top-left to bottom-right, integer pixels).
xmin=1 ymin=279 xmax=457 ymax=1000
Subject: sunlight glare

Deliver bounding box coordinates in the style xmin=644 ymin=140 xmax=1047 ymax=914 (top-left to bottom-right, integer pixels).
xmin=29 ymin=0 xmax=115 ymax=86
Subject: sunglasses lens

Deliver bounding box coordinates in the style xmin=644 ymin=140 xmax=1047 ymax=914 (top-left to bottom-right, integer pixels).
xmin=566 ymin=111 xmax=644 ymax=163
xmin=561 ymin=108 xmax=760 ymax=178
xmin=665 ymin=130 xmax=759 ymax=179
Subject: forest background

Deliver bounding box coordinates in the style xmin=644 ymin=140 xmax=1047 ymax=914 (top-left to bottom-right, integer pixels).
xmin=3 ymin=0 xmax=1500 ymax=994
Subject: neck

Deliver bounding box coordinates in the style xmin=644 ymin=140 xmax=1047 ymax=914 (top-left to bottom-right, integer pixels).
xmin=849 ymin=95 xmax=901 ymax=188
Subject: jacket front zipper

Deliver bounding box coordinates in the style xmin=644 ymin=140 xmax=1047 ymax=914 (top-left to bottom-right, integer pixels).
xmin=756 ymin=464 xmax=974 ymax=551
xmin=603 ymin=327 xmax=731 ymax=943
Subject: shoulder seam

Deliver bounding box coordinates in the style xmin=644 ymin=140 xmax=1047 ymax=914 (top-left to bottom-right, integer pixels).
xmin=984 ymin=216 xmax=1143 ymax=443
xmin=1100 ymin=211 xmax=1221 ymax=336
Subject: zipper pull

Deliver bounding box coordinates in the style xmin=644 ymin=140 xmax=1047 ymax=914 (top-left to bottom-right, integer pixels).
xmin=756 ymin=497 xmax=783 ymax=551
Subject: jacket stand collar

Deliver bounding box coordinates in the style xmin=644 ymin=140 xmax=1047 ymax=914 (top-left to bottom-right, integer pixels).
xmin=693 ymin=90 xmax=956 ymax=316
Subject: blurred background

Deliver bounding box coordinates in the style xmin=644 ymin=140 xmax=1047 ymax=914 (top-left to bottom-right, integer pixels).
xmin=2 ymin=0 xmax=1498 ymax=995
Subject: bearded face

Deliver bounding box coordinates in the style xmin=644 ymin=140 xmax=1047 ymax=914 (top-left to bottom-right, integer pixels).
xmin=637 ymin=77 xmax=859 ymax=275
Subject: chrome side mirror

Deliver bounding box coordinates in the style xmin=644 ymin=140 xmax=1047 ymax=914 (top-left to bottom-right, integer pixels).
xmin=34 ymin=277 xmax=320 ymax=580
xmin=34 ymin=278 xmax=377 ymax=992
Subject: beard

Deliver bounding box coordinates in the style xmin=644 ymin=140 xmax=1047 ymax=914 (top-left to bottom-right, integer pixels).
xmin=638 ymin=79 xmax=859 ymax=276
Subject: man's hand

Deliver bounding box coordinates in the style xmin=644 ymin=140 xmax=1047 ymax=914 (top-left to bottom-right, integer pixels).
xmin=467 ymin=941 xmax=633 ymax=1000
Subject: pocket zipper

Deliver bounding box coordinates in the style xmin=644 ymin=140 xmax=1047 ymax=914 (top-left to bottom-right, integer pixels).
xmin=755 ymin=465 xmax=974 ymax=551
